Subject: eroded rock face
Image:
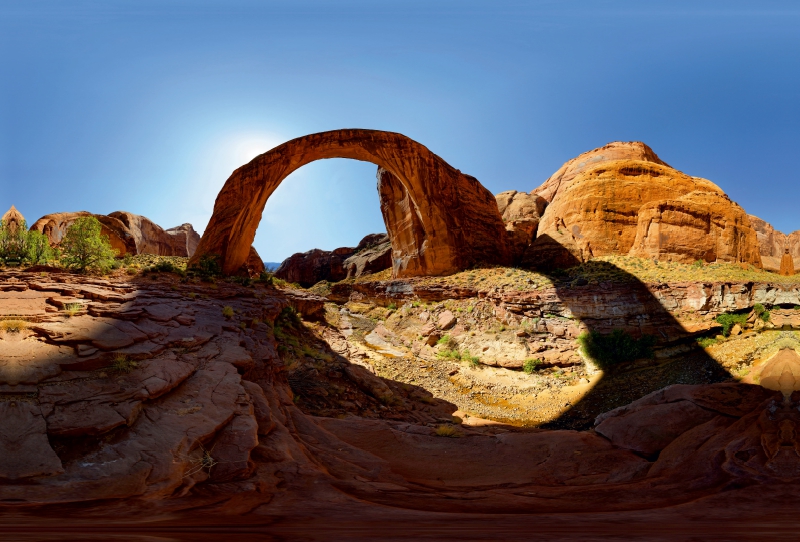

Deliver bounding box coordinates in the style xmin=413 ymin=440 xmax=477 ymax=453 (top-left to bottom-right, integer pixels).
xmin=193 ymin=129 xmax=510 ymax=276
xmin=30 ymin=212 xmax=137 ymax=256
xmin=495 ymin=191 xmax=547 ymax=264
xmin=343 ymin=234 xmax=392 ymax=279
xmin=749 ymin=214 xmax=800 ymax=272
xmin=525 ymin=143 xmax=762 ymax=270
xmin=30 ymin=211 xmax=202 ymax=257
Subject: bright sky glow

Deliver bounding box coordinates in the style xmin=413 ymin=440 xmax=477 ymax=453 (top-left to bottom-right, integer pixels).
xmin=2 ymin=1 xmax=800 ymax=261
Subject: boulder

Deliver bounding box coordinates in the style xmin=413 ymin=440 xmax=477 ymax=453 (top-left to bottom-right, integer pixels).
xmin=524 ymin=143 xmax=762 ymax=270
xmin=166 ymin=223 xmax=201 ymax=257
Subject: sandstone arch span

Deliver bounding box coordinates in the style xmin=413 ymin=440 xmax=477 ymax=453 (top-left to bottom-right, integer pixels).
xmin=193 ymin=129 xmax=510 ymax=276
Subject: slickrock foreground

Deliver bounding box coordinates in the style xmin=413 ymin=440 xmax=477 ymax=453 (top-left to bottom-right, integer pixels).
xmin=2 ymin=266 xmax=800 ymax=539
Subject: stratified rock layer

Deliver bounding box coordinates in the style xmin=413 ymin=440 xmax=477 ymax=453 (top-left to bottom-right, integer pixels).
xmin=525 ymin=142 xmax=762 ymax=270
xmin=193 ymin=129 xmax=510 ymax=276
xmin=30 ymin=211 xmax=200 ymax=257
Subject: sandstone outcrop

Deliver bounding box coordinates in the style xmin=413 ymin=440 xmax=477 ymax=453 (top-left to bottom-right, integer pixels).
xmin=275 ymin=233 xmax=391 ymax=287
xmin=1 ymin=205 xmax=25 ymax=233
xmin=495 ymin=190 xmax=547 ymax=264
xmin=524 ymin=142 xmax=762 ymax=270
xmin=193 ymin=129 xmax=510 ymax=276
xmin=781 ymin=249 xmax=795 ymax=276
xmin=108 ymin=212 xmax=200 ymax=257
xmin=31 ymin=211 xmax=136 ymax=256
xmin=749 ymin=214 xmax=800 ymax=272
xmin=31 ymin=211 xmax=201 ymax=257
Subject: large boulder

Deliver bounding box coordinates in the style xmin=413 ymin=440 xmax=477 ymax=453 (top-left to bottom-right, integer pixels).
xmin=523 ymin=142 xmax=763 ymax=270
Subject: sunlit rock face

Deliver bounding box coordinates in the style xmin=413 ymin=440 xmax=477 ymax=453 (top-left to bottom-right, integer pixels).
xmin=30 ymin=211 xmax=201 ymax=257
xmin=749 ymin=214 xmax=800 ymax=272
xmin=192 ymin=129 xmax=510 ymax=276
xmin=523 ymin=142 xmax=763 ymax=270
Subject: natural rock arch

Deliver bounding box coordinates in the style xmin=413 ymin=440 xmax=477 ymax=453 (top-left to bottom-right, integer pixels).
xmin=193 ymin=129 xmax=510 ymax=276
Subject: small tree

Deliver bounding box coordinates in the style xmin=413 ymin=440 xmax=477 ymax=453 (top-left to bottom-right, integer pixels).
xmin=60 ymin=216 xmax=118 ymax=272
xmin=26 ymin=229 xmax=53 ymax=264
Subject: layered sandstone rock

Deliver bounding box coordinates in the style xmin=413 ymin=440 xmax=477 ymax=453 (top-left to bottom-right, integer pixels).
xmin=495 ymin=190 xmax=547 ymax=264
xmin=749 ymin=214 xmax=800 ymax=273
xmin=1 ymin=205 xmax=25 ymax=233
xmin=31 ymin=211 xmax=201 ymax=257
xmin=781 ymin=249 xmax=795 ymax=276
xmin=630 ymin=190 xmax=762 ymax=265
xmin=193 ymin=129 xmax=510 ymax=276
xmin=275 ymin=233 xmax=391 ymax=287
xmin=30 ymin=212 xmax=136 ymax=256
xmin=524 ymin=143 xmax=762 ymax=270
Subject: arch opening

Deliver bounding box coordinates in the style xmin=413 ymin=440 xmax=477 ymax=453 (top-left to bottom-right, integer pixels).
xmin=191 ymin=129 xmax=510 ymax=277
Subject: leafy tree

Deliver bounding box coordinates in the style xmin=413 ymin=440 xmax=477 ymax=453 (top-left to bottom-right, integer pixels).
xmin=25 ymin=229 xmax=53 ymax=264
xmin=60 ymin=216 xmax=118 ymax=272
xmin=0 ymin=219 xmax=28 ymax=263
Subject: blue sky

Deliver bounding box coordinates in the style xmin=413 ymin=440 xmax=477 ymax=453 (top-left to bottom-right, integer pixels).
xmin=2 ymin=1 xmax=799 ymax=262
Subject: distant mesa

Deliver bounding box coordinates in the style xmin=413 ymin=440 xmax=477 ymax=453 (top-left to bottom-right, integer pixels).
xmin=28 ymin=210 xmax=201 ymax=257
xmin=749 ymin=214 xmax=800 ymax=274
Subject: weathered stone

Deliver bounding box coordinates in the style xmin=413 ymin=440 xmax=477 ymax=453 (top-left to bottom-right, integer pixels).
xmin=193 ymin=129 xmax=510 ymax=276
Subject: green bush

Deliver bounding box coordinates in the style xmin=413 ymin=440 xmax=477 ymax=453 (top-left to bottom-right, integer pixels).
xmin=190 ymin=253 xmax=221 ymax=280
xmin=462 ymin=350 xmax=480 ymax=368
xmin=696 ymin=336 xmax=718 ymax=348
xmin=760 ymin=310 xmax=771 ymax=322
xmin=753 ymin=303 xmax=765 ymax=316
xmin=60 ymin=216 xmax=118 ymax=272
xmin=577 ymin=329 xmax=655 ymax=370
xmin=716 ymin=312 xmax=748 ymax=337
xmin=523 ymin=358 xmax=542 ymax=374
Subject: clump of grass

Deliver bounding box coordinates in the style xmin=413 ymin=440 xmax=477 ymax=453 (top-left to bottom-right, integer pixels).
xmin=436 ymin=334 xmax=457 ymax=349
xmin=435 ymin=425 xmax=461 ymax=438
xmin=523 ymin=358 xmax=542 ymax=374
xmin=696 ymin=336 xmax=718 ymax=348
xmin=239 ymin=321 xmax=247 ymax=330
xmin=111 ymin=354 xmax=137 ymax=373
xmin=716 ymin=312 xmax=748 ymax=337
xmin=63 ymin=303 xmax=83 ymax=317
xmin=577 ymin=329 xmax=655 ymax=370
xmin=462 ymin=350 xmax=481 ymax=368
xmin=436 ymin=349 xmax=461 ymax=360
xmin=222 ymin=306 xmax=234 ymax=319
xmin=387 ymin=302 xmax=397 ymax=311
xmin=1 ymin=319 xmax=28 ymax=333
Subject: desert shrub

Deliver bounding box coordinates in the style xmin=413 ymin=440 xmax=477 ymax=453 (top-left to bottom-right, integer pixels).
xmin=696 ymin=336 xmax=718 ymax=348
xmin=462 ymin=350 xmax=481 ymax=368
xmin=523 ymin=358 xmax=542 ymax=374
xmin=387 ymin=302 xmax=397 ymax=311
xmin=277 ymin=305 xmax=301 ymax=327
xmin=716 ymin=312 xmax=748 ymax=337
xmin=436 ymin=334 xmax=458 ymax=349
xmin=1 ymin=319 xmax=27 ymax=332
xmin=753 ymin=303 xmax=765 ymax=317
xmin=60 ymin=216 xmax=118 ymax=272
xmin=190 ymin=253 xmax=221 ymax=280
xmin=63 ymin=303 xmax=83 ymax=317
xmin=222 ymin=306 xmax=235 ymax=319
xmin=436 ymin=349 xmax=461 ymax=360
xmin=111 ymin=354 xmax=137 ymax=373
xmin=577 ymin=329 xmax=655 ymax=370
xmin=760 ymin=309 xmax=771 ymax=322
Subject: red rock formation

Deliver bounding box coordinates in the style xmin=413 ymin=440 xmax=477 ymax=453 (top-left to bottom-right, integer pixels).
xmin=495 ymin=190 xmax=547 ymax=264
xmin=30 ymin=211 xmax=203 ymax=258
xmin=525 ymin=143 xmax=763 ymax=270
xmin=748 ymin=214 xmax=800 ymax=273
xmin=781 ymin=249 xmax=795 ymax=276
xmin=30 ymin=211 xmax=136 ymax=256
xmin=275 ymin=234 xmax=391 ymax=286
xmin=193 ymin=130 xmax=510 ymax=276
